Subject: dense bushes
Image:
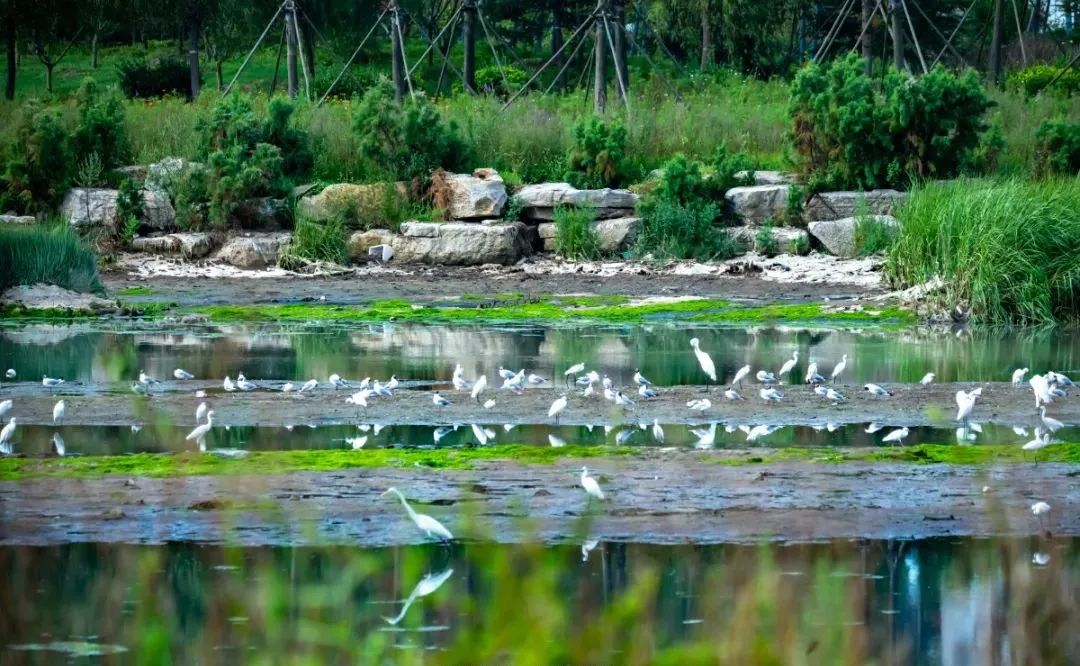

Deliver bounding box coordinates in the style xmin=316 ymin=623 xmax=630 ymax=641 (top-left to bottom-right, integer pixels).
xmin=565 ymin=117 xmax=628 ymax=189
xmin=73 ymin=80 xmax=131 ymax=171
xmin=553 ymin=206 xmax=601 ymax=260
xmin=790 ymin=54 xmax=992 ymax=189
xmin=1034 ymin=120 xmax=1080 ymax=175
xmin=352 ymin=81 xmax=472 ymax=186
xmin=1 ymin=103 xmax=72 ymax=213
xmin=285 ymin=216 xmax=348 ymax=266
xmin=886 ymin=179 xmax=1080 ymax=325
xmin=474 ymin=65 xmax=527 ymax=98
xmin=117 ymin=56 xmax=193 ymax=99
xmin=1007 ymin=64 xmax=1080 ymax=97
xmin=313 ymin=66 xmax=380 ymax=101
xmin=0 ymin=225 xmax=103 ymax=294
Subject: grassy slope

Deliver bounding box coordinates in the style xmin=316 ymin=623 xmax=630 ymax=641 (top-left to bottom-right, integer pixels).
xmin=1 ymin=443 xmax=1077 ymax=480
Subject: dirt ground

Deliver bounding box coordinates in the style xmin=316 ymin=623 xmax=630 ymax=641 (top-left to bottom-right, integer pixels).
xmin=4 ymin=380 xmax=1073 ymax=429
xmin=0 ymin=453 xmax=1072 ymax=546
xmin=103 ymin=260 xmax=886 ymax=307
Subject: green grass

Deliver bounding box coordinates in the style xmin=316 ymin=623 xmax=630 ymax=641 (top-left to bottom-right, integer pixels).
xmin=117 ymin=286 xmax=152 ymax=296
xmin=0 ymin=225 xmax=104 ymax=295
xmin=886 ymin=178 xmax=1080 ymax=326
xmin=282 ymin=215 xmax=348 ymax=266
xmin=2 ymin=442 xmax=1076 ymax=481
xmin=187 ymin=297 xmax=915 ymax=326
xmin=553 ymin=205 xmax=601 ymax=259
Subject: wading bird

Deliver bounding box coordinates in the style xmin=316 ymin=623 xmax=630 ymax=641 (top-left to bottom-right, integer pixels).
xmin=731 ymin=364 xmax=750 ymax=389
xmin=196 ymin=402 xmax=208 ymax=423
xmin=1012 ymin=367 xmax=1029 ymax=386
xmin=185 ymin=410 xmax=214 ymax=447
xmin=548 ymin=395 xmax=567 ymax=424
xmin=580 ymin=466 xmax=605 ymax=500
xmin=778 ymin=351 xmax=799 ymax=379
xmin=564 ymin=363 xmax=585 ymax=387
xmin=52 ymin=400 xmax=65 ymax=425
xmin=831 ymin=355 xmax=848 ymax=383
xmin=920 ymin=373 xmax=935 ymax=385
xmin=471 ymin=375 xmax=488 ymax=402
xmin=382 ymin=487 xmax=453 ymax=541
xmin=882 ymin=427 xmax=909 ymax=444
xmin=956 ymin=388 xmax=981 ymax=423
xmin=0 ymin=417 xmax=16 ymax=447
xmin=174 ymin=369 xmax=194 ymax=380
xmin=1031 ymin=501 xmax=1051 ymax=531
xmin=383 ymin=568 xmax=455 ymax=626
xmin=690 ymin=338 xmax=717 ymax=387
xmin=652 ymin=419 xmax=665 ymax=443
xmin=1040 ymin=406 xmax=1064 ymax=433
xmin=53 ymin=432 xmax=65 ymax=457
xmin=0 ymin=400 xmax=11 ymax=417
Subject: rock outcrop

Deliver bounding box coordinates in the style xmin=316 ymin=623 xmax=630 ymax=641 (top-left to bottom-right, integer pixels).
xmin=214 ymin=233 xmax=292 ymax=269
xmin=1 ymin=284 xmax=118 ymax=314
xmin=439 ymin=168 xmax=507 ymax=219
xmin=808 ymin=215 xmax=898 ymax=257
xmin=728 ymin=226 xmax=810 ymax=253
xmin=537 ymin=217 xmax=642 ymax=254
xmin=131 ymin=233 xmax=218 ymax=260
xmin=804 ymin=190 xmax=907 ymax=221
xmin=393 ymin=222 xmax=531 ymax=265
xmin=725 ymin=185 xmax=789 ymax=225
xmin=513 ymin=183 xmax=638 ymax=220
xmin=297 ymin=183 xmax=408 ymax=226
xmin=0 ymin=214 xmax=35 ymax=225
xmin=61 ymin=187 xmax=176 ymax=231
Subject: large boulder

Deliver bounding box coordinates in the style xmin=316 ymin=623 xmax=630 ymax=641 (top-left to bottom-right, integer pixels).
xmin=1 ymin=284 xmax=118 ymax=314
xmin=808 ymin=215 xmax=898 ymax=257
xmin=536 ymin=217 xmax=642 ymax=254
xmin=735 ymin=170 xmax=795 ymax=186
xmin=725 ymin=184 xmax=789 ymax=225
xmin=0 ymin=214 xmax=35 ymax=225
xmin=513 ymin=182 xmax=638 ymax=220
xmin=296 ymin=183 xmax=408 ymax=226
xmin=347 ymin=228 xmax=396 ymax=262
xmin=131 ymin=232 xmax=217 ymax=260
xmin=214 ymin=233 xmax=292 ymax=269
xmin=804 ymin=190 xmax=908 ymax=221
xmin=439 ymin=168 xmax=507 ymax=219
xmin=61 ymin=187 xmax=175 ymax=231
xmin=728 ymin=226 xmax=810 ymax=254
xmin=393 ymin=222 xmax=531 ymax=265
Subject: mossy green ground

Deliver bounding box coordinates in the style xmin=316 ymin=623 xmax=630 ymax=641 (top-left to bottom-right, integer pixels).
xmin=189 ymin=297 xmax=915 ymax=326
xmin=1 ymin=443 xmax=1076 ymax=481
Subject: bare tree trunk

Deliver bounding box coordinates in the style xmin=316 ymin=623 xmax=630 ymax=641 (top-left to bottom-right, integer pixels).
xmin=551 ymin=0 xmax=565 ymax=91
xmin=861 ymin=0 xmax=872 ymax=74
xmin=462 ymin=0 xmax=476 ymax=93
xmin=700 ymin=0 xmax=713 ymax=70
xmin=390 ymin=6 xmax=405 ymax=102
xmin=187 ymin=17 xmax=201 ymax=99
xmin=215 ymin=60 xmax=223 ymax=90
xmin=989 ymin=0 xmax=1004 ymax=84
xmin=91 ymin=33 xmax=99 ymax=69
xmin=892 ymin=1 xmax=904 ymax=70
xmin=4 ymin=7 xmax=14 ymax=100
xmin=594 ymin=17 xmax=606 ymax=113
xmin=45 ymin=62 xmax=54 ymax=93
xmin=285 ymin=4 xmax=298 ymax=98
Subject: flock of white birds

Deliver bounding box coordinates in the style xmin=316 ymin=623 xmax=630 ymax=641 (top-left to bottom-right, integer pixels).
xmin=0 ymin=336 xmax=1070 ymax=541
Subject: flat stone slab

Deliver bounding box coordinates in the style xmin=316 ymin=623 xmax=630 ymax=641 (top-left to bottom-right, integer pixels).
xmin=725 ymin=184 xmax=790 ymax=226
xmin=514 ymin=182 xmax=638 ymax=221
xmin=131 ymin=233 xmax=217 ymax=260
xmin=441 ymin=168 xmax=507 ymax=219
xmin=805 ymin=190 xmax=908 ymax=221
xmin=214 ymin=233 xmax=292 ymax=269
xmin=0 ymin=284 xmax=118 ymax=314
xmin=808 ymin=215 xmax=898 ymax=258
xmin=0 ymin=214 xmax=35 ymax=225
xmin=394 ymin=222 xmax=531 ymax=265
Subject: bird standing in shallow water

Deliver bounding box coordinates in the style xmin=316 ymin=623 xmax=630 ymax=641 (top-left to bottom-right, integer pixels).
xmin=690 ymin=338 xmax=717 ymax=387
xmin=881 ymin=427 xmax=909 ymax=444
xmin=920 ymin=373 xmax=935 ymax=385
xmin=382 ymin=487 xmax=453 ymax=541
xmin=831 ymin=355 xmax=848 ymax=383
xmin=52 ymin=400 xmax=65 ymax=425
xmin=548 ymin=395 xmax=567 ymax=424
xmin=778 ymin=351 xmax=798 ymax=380
xmin=580 ymin=466 xmax=605 ymax=500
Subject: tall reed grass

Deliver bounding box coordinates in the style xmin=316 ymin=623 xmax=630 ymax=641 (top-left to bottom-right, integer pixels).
xmin=886 ymin=178 xmax=1080 ymax=325
xmin=0 ymin=225 xmax=103 ymax=295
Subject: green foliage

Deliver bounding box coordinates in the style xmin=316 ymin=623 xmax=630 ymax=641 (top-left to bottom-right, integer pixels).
xmin=74 ymin=152 xmax=105 ymax=188
xmin=1034 ymin=120 xmax=1080 ymax=175
xmin=565 ymin=116 xmax=628 ymax=189
xmin=553 ymin=205 xmax=601 ymax=260
xmin=790 ymin=54 xmax=992 ymax=189
xmin=708 ymin=144 xmax=755 ymax=194
xmin=1007 ymin=64 xmax=1080 ymax=98
xmin=474 ymin=65 xmax=527 ymax=98
xmin=263 ymin=97 xmax=313 ymax=178
xmin=886 ymin=179 xmax=1080 ymax=325
xmin=285 ymin=216 xmax=348 ymax=266
xmin=73 ymin=79 xmax=131 ymax=171
xmin=0 ymin=225 xmax=103 ymax=294
xmin=852 ymin=209 xmax=896 ymax=256
xmin=313 ymin=65 xmax=379 ymax=101
xmin=115 ymin=178 xmax=144 ymax=246
xmin=173 ymin=167 xmax=211 ymax=229
xmin=633 ymin=199 xmax=740 ymax=262
xmin=788 ymin=233 xmax=810 ymax=256
xmin=116 ymin=56 xmax=192 ymax=99
xmin=205 ymin=143 xmax=285 ymax=228
xmin=755 ymin=221 xmax=778 ymax=256
xmin=1 ymin=101 xmax=73 ymax=213
xmin=783 ymin=182 xmax=805 ymax=227
xmin=351 ymin=81 xmax=472 ymax=185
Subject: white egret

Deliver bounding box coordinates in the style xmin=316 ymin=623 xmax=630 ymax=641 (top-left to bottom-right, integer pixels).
xmin=299 ymin=379 xmax=318 ymax=392
xmin=831 ymin=354 xmax=848 ymax=383
xmin=687 ymin=398 xmax=711 ymax=413
xmin=652 ymin=419 xmax=665 ymax=443
xmin=1039 ymin=406 xmax=1064 ymax=433
xmin=196 ymin=402 xmax=208 ymax=423
xmin=690 ymin=338 xmax=718 ymax=386
xmin=329 ymin=374 xmax=348 ymax=389
xmin=185 ymin=411 xmax=214 ymax=444
xmin=955 ymin=389 xmax=979 ymax=423
xmin=223 ymin=376 xmax=236 ymax=392
xmin=778 ymin=351 xmax=799 ymax=379
xmin=864 ymin=383 xmax=892 ymax=397
xmin=346 ymin=390 xmax=369 ymax=407
xmin=281 ymin=382 xmax=295 ymax=392
xmin=759 ymin=387 xmax=784 ymax=404
xmin=483 ymin=399 xmax=496 ymax=409
xmin=0 ymin=400 xmax=11 ymax=417
xmin=42 ymin=376 xmax=64 ymax=387
xmin=173 ymin=369 xmax=194 ymax=380
xmin=1012 ymin=367 xmax=1029 ymax=386
xmin=633 ymin=369 xmax=651 ymax=387
xmin=638 ymin=384 xmax=657 ymax=399
xmin=1031 ymin=501 xmax=1051 ymax=531
xmin=432 ymin=392 xmax=451 ymax=408
xmin=730 ymin=364 xmax=750 ymax=389
xmin=0 ymin=417 xmax=16 ymax=446
xmin=347 ymin=435 xmax=367 ymax=450
xmin=548 ymin=395 xmax=568 ymax=424
xmin=52 ymin=400 xmax=65 ymax=424
xmin=614 ymin=391 xmax=635 ymax=409
xmin=4 ymin=369 xmax=13 ymax=379
xmin=882 ymin=427 xmax=909 ymax=444
xmin=52 ymin=432 xmax=65 ymax=457
xmin=382 ymin=487 xmax=454 ymax=541
xmin=920 ymin=373 xmax=935 ymax=385
xmin=564 ymin=363 xmax=586 ymax=386
xmin=756 ymin=370 xmax=777 ymax=384
xmin=746 ymin=424 xmax=773 ymax=441
xmin=383 ymin=568 xmax=455 ymax=626
xmin=1022 ymin=432 xmax=1051 ymax=452
xmin=471 ymin=375 xmax=488 ymax=402
xmin=723 ymin=389 xmax=743 ymax=401
xmin=580 ymin=466 xmax=605 ymax=500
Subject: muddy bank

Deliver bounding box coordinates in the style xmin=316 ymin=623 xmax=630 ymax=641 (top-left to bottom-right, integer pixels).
xmin=104 ymin=260 xmax=885 ymax=308
xmin=0 ymin=452 xmax=1072 ymax=546
xmin=3 ymin=380 xmax=1074 ymax=429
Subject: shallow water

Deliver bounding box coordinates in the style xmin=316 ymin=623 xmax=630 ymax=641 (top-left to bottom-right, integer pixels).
xmin=8 ymin=421 xmax=1076 ymax=456
xmin=0 ymin=538 xmax=1075 ymax=663
xmin=3 ymin=320 xmax=1080 ymax=390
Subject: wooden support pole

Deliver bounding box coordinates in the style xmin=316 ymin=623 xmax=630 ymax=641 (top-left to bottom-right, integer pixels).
xmin=285 ymin=1 xmax=299 ymax=98
xmin=594 ymin=10 xmax=607 ymax=113
xmin=612 ymin=0 xmax=628 ymax=97
xmin=989 ymin=0 xmax=1005 ymax=84
xmin=862 ymin=0 xmax=873 ymax=74
xmin=462 ymin=0 xmax=477 ymax=93
xmin=390 ymin=3 xmax=405 ymax=102
xmin=891 ymin=0 xmax=904 ymax=69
